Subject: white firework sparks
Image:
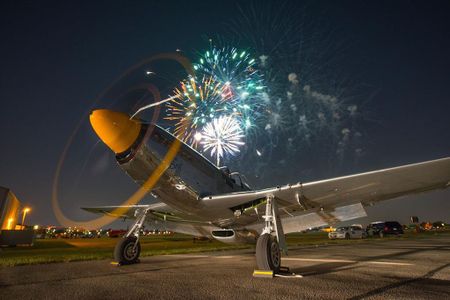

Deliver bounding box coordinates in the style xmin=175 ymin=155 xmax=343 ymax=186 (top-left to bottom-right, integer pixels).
xmin=200 ymin=115 xmax=245 ymax=166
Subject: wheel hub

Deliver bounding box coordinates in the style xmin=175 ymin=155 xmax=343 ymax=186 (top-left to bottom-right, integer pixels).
xmin=124 ymin=243 xmax=137 ymax=260
xmin=270 ymin=240 xmax=281 ymax=268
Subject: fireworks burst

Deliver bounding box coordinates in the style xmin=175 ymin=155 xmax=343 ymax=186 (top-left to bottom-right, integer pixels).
xmin=132 ymin=14 xmax=367 ymax=173
xmin=164 ymin=46 xmax=267 ymax=159
xmin=216 ymin=2 xmax=371 ymax=183
xmin=193 ymin=46 xmax=266 ymax=133
xmin=199 ymin=115 xmax=245 ymax=166
xmin=165 ymin=76 xmax=230 ymax=145
xmin=194 ymin=46 xmax=264 ymax=96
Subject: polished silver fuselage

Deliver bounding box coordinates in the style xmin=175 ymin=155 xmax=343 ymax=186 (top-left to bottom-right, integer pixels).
xmin=115 ymin=124 xmax=256 ymax=229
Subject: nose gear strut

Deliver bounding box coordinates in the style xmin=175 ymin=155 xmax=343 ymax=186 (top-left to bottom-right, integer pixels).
xmin=113 ymin=207 xmax=151 ymax=265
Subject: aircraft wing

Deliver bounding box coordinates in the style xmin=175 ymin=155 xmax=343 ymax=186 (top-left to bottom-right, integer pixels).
xmin=81 ymin=203 xmax=220 ymax=237
xmin=201 ymin=157 xmax=450 ymax=229
xmin=82 ymin=205 xmax=151 ymax=219
xmin=82 ymin=203 xmax=210 ymax=224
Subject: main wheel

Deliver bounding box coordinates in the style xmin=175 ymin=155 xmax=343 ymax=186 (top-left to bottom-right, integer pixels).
xmin=114 ymin=236 xmax=141 ymax=265
xmin=256 ymin=233 xmax=281 ymax=272
xmin=345 ymin=233 xmax=350 ymax=239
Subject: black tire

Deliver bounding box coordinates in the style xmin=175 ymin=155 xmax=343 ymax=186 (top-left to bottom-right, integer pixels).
xmin=256 ymin=233 xmax=281 ymax=272
xmin=114 ymin=236 xmax=141 ymax=265
xmin=345 ymin=233 xmax=350 ymax=240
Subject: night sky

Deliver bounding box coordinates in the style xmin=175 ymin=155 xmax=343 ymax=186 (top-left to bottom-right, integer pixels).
xmin=1 ymin=0 xmax=449 ymax=228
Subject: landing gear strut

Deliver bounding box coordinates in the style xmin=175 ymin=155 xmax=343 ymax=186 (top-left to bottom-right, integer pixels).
xmin=255 ymin=196 xmax=287 ymax=272
xmin=114 ymin=207 xmax=150 ymax=265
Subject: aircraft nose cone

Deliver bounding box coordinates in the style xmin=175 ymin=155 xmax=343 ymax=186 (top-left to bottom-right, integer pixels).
xmin=89 ymin=109 xmax=141 ymax=153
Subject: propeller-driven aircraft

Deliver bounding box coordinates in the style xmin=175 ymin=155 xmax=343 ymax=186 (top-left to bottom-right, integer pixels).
xmin=84 ymin=109 xmax=450 ymax=271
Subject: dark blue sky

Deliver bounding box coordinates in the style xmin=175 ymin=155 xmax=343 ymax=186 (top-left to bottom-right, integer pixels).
xmin=0 ymin=0 xmax=449 ymax=227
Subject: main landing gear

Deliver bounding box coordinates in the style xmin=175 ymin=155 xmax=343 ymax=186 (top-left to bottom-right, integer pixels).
xmin=255 ymin=196 xmax=288 ymax=273
xmin=114 ymin=207 xmax=150 ymax=265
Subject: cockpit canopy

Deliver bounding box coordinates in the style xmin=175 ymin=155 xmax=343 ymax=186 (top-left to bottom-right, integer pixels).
xmin=219 ymin=166 xmax=251 ymax=190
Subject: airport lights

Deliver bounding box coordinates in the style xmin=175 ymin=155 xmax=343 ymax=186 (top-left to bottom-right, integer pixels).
xmin=22 ymin=207 xmax=31 ymax=227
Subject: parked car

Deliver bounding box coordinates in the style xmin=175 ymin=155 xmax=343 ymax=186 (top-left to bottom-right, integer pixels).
xmin=366 ymin=221 xmax=404 ymax=237
xmin=328 ymin=225 xmax=366 ymax=239
xmin=432 ymin=221 xmax=446 ymax=230
xmin=366 ymin=222 xmax=385 ymax=237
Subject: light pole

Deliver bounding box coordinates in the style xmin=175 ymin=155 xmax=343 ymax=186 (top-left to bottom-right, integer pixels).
xmin=21 ymin=207 xmax=30 ymax=227
xmin=7 ymin=217 xmax=14 ymax=230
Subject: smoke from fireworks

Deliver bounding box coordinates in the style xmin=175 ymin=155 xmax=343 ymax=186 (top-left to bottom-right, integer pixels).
xmin=216 ymin=2 xmax=371 ymax=184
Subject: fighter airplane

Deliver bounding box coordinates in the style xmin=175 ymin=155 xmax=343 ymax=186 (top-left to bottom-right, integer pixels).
xmin=84 ymin=109 xmax=450 ymax=272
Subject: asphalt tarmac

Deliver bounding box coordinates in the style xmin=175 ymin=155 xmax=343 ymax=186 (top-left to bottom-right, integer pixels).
xmin=1 ymin=235 xmax=449 ymax=299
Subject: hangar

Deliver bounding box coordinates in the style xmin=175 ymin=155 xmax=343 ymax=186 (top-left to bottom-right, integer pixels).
xmin=0 ymin=186 xmax=21 ymax=230
xmin=0 ymin=186 xmax=33 ymax=246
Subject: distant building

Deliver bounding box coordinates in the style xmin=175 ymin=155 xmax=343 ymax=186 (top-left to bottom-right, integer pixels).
xmin=0 ymin=186 xmax=34 ymax=246
xmin=0 ymin=186 xmax=21 ymax=230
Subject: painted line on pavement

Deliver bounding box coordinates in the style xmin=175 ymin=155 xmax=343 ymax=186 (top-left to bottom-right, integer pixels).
xmin=283 ymin=257 xmax=413 ymax=266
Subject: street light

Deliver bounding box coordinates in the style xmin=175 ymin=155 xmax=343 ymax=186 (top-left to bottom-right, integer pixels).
xmin=7 ymin=217 xmax=14 ymax=230
xmin=22 ymin=207 xmax=31 ymax=227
